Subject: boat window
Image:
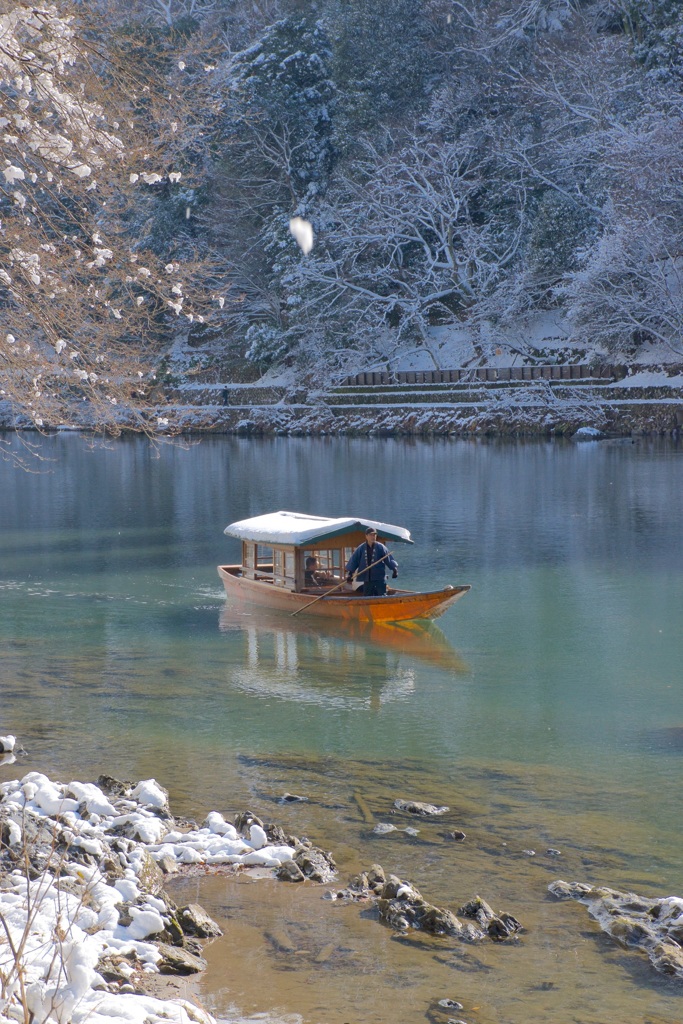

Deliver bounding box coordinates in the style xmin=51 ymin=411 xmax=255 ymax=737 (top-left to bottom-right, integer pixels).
xmin=242 ymin=543 xmax=294 ymax=589
xmin=256 ymin=544 xmax=273 ymax=571
xmin=303 ymin=548 xmax=344 ymax=579
xmin=273 ymin=549 xmax=285 ymax=586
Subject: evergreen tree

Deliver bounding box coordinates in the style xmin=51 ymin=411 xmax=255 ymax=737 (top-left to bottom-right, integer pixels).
xmin=205 ymin=16 xmax=336 ymax=366
xmin=323 ymin=0 xmax=434 ymax=140
xmin=623 ymin=0 xmax=683 ymax=83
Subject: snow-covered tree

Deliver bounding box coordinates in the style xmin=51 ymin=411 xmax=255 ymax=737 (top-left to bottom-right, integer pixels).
xmin=567 ymin=217 xmax=683 ymax=357
xmin=0 ymin=1 xmax=224 ymax=433
xmin=487 ymin=6 xmax=683 ymax=352
xmin=274 ymin=130 xmax=526 ymax=371
xmin=136 ymin=0 xmax=217 ymax=29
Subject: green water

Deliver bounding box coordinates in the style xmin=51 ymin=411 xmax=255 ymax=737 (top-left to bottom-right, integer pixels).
xmin=1 ymin=433 xmax=682 ymax=1024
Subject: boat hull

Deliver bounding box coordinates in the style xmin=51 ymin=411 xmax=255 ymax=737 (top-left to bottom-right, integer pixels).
xmin=217 ymin=565 xmax=470 ymax=623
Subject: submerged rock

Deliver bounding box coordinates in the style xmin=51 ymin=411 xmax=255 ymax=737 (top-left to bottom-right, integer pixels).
xmin=549 ymin=880 xmax=683 ymax=978
xmin=394 ymin=799 xmax=449 ymax=816
xmin=372 ymin=822 xmax=420 ymax=836
xmin=640 ymin=725 xmax=683 ymax=752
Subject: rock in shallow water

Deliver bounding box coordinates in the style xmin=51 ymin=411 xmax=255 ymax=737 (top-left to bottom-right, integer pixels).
xmin=156 ymin=943 xmax=207 ymax=975
xmin=294 ymin=844 xmax=336 ymax=883
xmin=458 ymin=895 xmax=523 ymax=941
xmin=275 ymin=859 xmax=306 ymax=882
xmin=549 ymin=879 xmax=683 ymax=978
xmin=394 ymin=799 xmax=449 ymax=816
xmin=178 ymin=903 xmax=223 ymax=938
xmin=572 ymin=426 xmax=604 ymax=440
xmin=325 ymin=864 xmax=524 ymax=951
xmin=436 ymin=998 xmax=464 ymax=1011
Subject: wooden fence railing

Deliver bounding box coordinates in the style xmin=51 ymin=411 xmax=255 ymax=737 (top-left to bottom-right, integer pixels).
xmin=341 ymin=364 xmax=620 ymax=387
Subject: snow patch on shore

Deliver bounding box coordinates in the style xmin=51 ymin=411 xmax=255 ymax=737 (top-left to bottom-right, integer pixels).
xmin=0 ymin=772 xmax=301 ymax=1024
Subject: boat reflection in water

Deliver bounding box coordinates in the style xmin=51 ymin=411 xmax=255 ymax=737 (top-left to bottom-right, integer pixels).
xmin=218 ymin=605 xmax=468 ymax=709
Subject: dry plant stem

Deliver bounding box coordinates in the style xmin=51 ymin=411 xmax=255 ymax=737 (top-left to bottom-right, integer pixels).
xmin=0 ymin=802 xmax=81 ymax=1024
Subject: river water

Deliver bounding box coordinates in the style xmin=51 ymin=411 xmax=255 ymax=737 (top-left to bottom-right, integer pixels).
xmin=1 ymin=433 xmax=682 ymax=1024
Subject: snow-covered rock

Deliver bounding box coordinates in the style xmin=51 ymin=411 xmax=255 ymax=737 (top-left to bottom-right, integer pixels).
xmin=572 ymin=426 xmax=604 ymax=440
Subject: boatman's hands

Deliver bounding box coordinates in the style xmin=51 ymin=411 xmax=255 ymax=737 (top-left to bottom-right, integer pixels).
xmin=392 ymin=569 xmax=398 ymax=578
xmin=346 ymin=575 xmax=353 ymax=584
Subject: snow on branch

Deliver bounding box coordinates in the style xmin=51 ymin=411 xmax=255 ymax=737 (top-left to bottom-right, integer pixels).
xmin=284 ymin=130 xmax=526 ymax=369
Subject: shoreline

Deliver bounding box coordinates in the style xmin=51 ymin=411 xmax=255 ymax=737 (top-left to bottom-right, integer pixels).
xmin=3 ymin=360 xmax=683 ymax=440
xmin=0 ymin=768 xmax=332 ymax=1024
xmin=3 ymin=766 xmax=683 ymax=1024
xmin=1 ymin=405 xmax=682 ymax=441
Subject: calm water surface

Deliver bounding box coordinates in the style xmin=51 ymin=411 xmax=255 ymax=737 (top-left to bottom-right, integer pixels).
xmin=1 ymin=433 xmax=682 ymax=1024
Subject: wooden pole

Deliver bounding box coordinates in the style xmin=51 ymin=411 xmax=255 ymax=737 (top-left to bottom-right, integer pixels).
xmin=291 ymin=551 xmax=392 ymax=616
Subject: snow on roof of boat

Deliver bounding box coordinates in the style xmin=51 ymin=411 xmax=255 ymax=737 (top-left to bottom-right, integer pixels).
xmin=224 ymin=511 xmax=413 ymax=546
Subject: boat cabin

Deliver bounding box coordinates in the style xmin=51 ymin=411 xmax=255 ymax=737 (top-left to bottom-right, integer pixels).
xmin=224 ymin=511 xmax=413 ymax=594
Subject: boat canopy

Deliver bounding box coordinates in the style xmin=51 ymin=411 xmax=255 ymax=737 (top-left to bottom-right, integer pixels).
xmin=224 ymin=511 xmax=414 ymax=547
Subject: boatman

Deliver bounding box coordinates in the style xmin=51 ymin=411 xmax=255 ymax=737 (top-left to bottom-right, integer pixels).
xmin=346 ymin=526 xmax=398 ymax=596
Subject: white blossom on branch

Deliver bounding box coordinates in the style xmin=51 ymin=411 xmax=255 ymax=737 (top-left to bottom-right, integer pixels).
xmin=0 ymin=0 xmax=225 ymax=435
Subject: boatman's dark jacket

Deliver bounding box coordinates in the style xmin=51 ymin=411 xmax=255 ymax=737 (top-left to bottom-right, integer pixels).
xmin=346 ymin=541 xmax=398 ymax=583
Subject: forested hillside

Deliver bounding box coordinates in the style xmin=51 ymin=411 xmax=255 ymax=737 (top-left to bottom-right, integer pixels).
xmin=2 ymin=0 xmax=683 ymax=430
xmin=194 ymin=0 xmax=683 ymax=375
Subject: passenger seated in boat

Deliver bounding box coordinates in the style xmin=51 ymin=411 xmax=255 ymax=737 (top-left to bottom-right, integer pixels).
xmin=304 ymin=555 xmax=336 ymax=588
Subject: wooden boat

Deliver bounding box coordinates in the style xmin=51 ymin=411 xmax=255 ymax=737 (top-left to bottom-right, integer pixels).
xmin=217 ymin=511 xmax=470 ymax=624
